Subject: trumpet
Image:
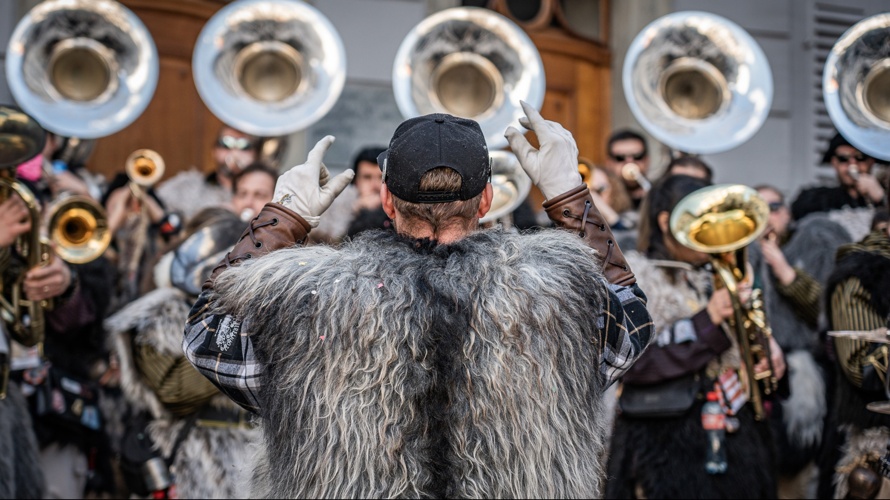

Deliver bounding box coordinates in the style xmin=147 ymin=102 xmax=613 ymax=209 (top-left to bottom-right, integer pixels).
xmin=621 ymin=163 xmax=651 ymax=193
xmin=670 ymin=184 xmax=778 ymax=420
xmin=125 ymin=148 xmax=165 ymax=198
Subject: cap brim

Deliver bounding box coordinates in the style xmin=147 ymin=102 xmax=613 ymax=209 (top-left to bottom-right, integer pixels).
xmin=377 ymin=150 xmax=388 ymax=172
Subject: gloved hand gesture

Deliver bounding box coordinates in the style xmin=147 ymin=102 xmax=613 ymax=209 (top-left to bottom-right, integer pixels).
xmin=504 ymin=101 xmax=582 ymax=200
xmin=273 ymin=135 xmax=355 ymax=228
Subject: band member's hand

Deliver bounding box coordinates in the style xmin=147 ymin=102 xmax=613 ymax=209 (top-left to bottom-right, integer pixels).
xmin=755 ymin=335 xmax=786 ymax=381
xmin=706 ymin=288 xmax=735 ymax=326
xmin=0 ymin=196 xmax=32 ymax=247
xmin=23 ymin=254 xmax=72 ymax=302
xmin=49 ymin=171 xmax=91 ymax=198
xmin=105 ymin=186 xmax=135 ymax=235
xmin=760 ymin=238 xmax=796 ymax=286
xmin=504 ymin=101 xmax=582 ymax=200
xmin=856 ymin=173 xmax=885 ymax=204
xmin=273 ymin=135 xmax=355 ymax=228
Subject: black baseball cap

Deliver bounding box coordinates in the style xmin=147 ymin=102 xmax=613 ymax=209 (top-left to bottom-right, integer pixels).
xmin=377 ymin=113 xmax=490 ymax=204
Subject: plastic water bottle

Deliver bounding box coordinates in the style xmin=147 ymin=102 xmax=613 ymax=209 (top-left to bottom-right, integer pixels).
xmin=702 ymin=391 xmax=728 ymax=474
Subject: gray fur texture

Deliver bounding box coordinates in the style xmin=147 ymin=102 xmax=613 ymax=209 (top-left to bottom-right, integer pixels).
xmin=781 ymin=350 xmax=827 ymax=448
xmin=0 ymin=381 xmax=44 ymax=499
xmin=105 ymin=286 xmax=259 ymax=499
xmin=834 ymin=425 xmax=890 ymax=499
xmin=156 ymin=170 xmax=231 ymax=220
xmin=214 ymin=228 xmax=612 ymax=498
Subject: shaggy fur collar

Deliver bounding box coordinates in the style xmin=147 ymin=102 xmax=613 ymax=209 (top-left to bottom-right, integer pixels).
xmin=626 ymin=252 xmax=741 ymax=376
xmin=214 ymin=228 xmax=612 ymax=498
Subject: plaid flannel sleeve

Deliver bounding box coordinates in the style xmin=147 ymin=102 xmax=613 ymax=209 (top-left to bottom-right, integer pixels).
xmin=599 ymin=283 xmax=654 ymax=387
xmin=183 ymin=291 xmax=262 ymax=413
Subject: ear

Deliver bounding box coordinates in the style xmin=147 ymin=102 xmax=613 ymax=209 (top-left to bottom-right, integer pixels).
xmin=476 ymin=183 xmax=494 ymax=219
xmin=381 ymin=183 xmax=397 ymax=220
xmin=657 ymin=211 xmax=670 ymax=235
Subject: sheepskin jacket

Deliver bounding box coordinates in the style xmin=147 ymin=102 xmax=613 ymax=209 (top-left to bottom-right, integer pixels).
xmin=212 ymin=228 xmax=613 ymax=498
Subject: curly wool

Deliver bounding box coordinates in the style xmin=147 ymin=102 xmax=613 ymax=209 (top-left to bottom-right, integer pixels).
xmin=214 ymin=228 xmax=612 ymax=498
xmin=106 ymin=286 xmax=258 ymax=499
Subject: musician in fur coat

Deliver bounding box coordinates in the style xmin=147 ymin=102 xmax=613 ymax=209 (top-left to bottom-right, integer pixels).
xmin=751 ymin=185 xmax=853 ymax=498
xmin=605 ymin=175 xmax=788 ymax=499
xmin=183 ymin=104 xmax=654 ymax=498
xmin=819 ymin=217 xmax=890 ymax=499
xmin=106 ymin=208 xmax=259 ymax=498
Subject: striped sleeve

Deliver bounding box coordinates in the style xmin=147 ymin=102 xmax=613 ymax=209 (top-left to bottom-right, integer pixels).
xmin=774 ymin=267 xmax=822 ymax=328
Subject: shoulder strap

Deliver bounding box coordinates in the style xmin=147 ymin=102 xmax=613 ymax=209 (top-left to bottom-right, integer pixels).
xmin=166 ymin=412 xmax=199 ymax=468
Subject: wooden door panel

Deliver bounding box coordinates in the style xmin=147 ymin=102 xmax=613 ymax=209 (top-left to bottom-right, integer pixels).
xmin=86 ymin=1 xmax=224 ymax=184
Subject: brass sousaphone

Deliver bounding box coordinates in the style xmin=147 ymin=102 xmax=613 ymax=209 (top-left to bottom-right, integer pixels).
xmin=392 ymin=7 xmax=543 ymax=224
xmin=623 ymin=11 xmax=773 ymax=155
xmin=192 ymin=0 xmax=347 ymax=137
xmin=5 ymin=0 xmax=159 ymax=139
xmin=823 ymin=13 xmax=890 ymax=162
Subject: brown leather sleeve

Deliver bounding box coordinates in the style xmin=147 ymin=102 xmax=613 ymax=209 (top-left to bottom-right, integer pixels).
xmin=204 ymin=203 xmax=312 ymax=290
xmin=543 ymin=184 xmax=636 ymax=287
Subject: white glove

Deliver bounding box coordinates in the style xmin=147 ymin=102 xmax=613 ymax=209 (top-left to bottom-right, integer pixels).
xmin=504 ymin=101 xmax=582 ymax=200
xmin=273 ymin=135 xmax=355 ymax=228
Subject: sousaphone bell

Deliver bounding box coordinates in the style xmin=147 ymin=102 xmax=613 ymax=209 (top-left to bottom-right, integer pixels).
xmin=4 ymin=0 xmax=159 ymax=139
xmin=823 ymin=13 xmax=890 ymax=162
xmin=192 ymin=0 xmax=347 ymax=136
xmin=623 ymin=11 xmax=773 ymax=155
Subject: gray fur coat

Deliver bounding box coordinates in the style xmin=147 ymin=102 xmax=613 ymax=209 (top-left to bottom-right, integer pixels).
xmin=0 ymin=381 xmax=44 ymax=498
xmin=105 ymin=287 xmax=259 ymax=499
xmin=213 ymin=228 xmax=613 ymax=498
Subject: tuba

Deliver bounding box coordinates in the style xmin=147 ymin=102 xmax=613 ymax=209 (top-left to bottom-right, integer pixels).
xmin=4 ymin=0 xmax=159 ymax=139
xmin=623 ymin=11 xmax=773 ymax=155
xmin=392 ymin=7 xmax=542 ymax=224
xmin=823 ymin=13 xmax=890 ymax=162
xmin=192 ymin=0 xmax=347 ymax=137
xmin=670 ymin=184 xmax=778 ymax=420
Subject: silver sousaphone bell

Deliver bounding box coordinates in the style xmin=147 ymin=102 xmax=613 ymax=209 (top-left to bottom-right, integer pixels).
xmin=392 ymin=7 xmax=540 ymax=224
xmin=5 ymin=0 xmax=159 ymax=139
xmin=623 ymin=11 xmax=773 ymax=154
xmin=192 ymin=0 xmax=347 ymax=136
xmin=823 ymin=13 xmax=890 ymax=162
xmin=392 ymin=7 xmax=545 ymax=150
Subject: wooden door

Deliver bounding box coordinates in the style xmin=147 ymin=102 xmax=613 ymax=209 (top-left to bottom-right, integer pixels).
xmin=87 ymin=0 xmax=225 ymax=184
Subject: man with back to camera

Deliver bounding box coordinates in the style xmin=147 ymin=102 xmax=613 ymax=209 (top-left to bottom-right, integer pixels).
xmin=182 ymin=102 xmax=654 ymax=498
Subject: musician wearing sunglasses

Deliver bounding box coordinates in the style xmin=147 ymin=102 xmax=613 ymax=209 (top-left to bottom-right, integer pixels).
xmin=751 ymin=185 xmax=852 ymax=497
xmin=604 ymin=129 xmax=651 ymax=210
xmin=790 ymin=132 xmax=886 ymax=224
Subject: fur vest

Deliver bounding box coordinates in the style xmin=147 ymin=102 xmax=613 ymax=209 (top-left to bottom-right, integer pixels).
xmin=105 ymin=287 xmax=259 ymax=499
xmin=213 ymin=228 xmax=612 ymax=498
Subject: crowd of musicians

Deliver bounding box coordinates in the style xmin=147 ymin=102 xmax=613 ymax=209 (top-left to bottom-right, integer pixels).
xmin=1 ymin=1 xmax=890 ymax=499
xmin=0 ymin=109 xmax=887 ymax=498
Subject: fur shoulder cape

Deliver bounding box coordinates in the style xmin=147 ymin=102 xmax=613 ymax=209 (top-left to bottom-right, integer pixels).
xmin=213 ymin=228 xmax=613 ymax=498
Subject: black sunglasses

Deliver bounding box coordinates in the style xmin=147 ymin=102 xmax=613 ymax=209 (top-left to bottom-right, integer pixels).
xmin=609 ymin=152 xmax=646 ymax=162
xmin=767 ymin=202 xmax=784 ymax=213
xmin=834 ymin=153 xmax=867 ymax=163
xmin=216 ymin=135 xmax=254 ymax=151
